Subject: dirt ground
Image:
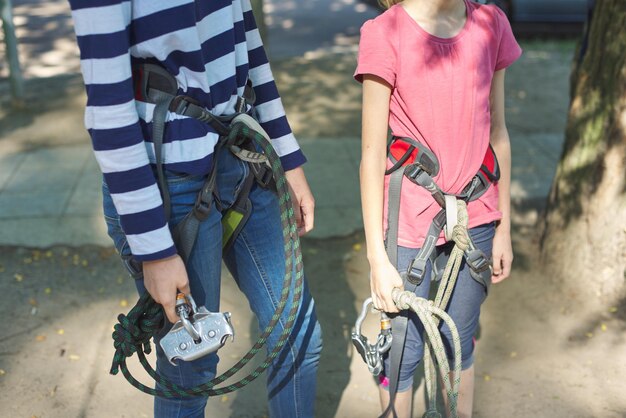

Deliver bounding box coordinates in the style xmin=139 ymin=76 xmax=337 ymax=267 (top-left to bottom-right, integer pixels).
xmin=1 ymin=3 xmax=626 ymax=417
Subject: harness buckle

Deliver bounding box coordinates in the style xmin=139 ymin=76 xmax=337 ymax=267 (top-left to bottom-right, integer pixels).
xmin=251 ymin=162 xmax=273 ymax=189
xmin=160 ymin=294 xmax=235 ymax=366
xmin=465 ymin=249 xmax=491 ymax=273
xmin=406 ymin=258 xmax=427 ymax=286
xmin=169 ymin=95 xmax=193 ymax=114
xmin=404 ymin=164 xmax=423 ymax=182
xmin=465 ymin=249 xmax=492 ymax=292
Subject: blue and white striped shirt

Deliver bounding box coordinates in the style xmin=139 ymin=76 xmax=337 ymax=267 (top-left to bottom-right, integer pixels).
xmin=69 ymin=0 xmax=305 ymax=261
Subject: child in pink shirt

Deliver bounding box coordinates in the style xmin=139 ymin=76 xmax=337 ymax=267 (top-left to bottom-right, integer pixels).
xmin=355 ymin=0 xmax=521 ymax=416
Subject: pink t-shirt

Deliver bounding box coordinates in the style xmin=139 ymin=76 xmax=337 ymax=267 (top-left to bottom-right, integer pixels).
xmin=355 ymin=0 xmax=522 ymax=248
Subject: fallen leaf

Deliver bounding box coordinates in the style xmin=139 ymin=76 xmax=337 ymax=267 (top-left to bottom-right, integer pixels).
xmin=45 ymin=288 xmax=52 ymax=295
xmin=81 ymin=260 xmax=88 ymax=267
xmin=586 ymin=332 xmax=593 ymax=338
xmin=119 ymin=299 xmax=128 ymax=308
xmin=68 ymin=354 xmax=80 ymax=361
xmin=29 ymin=298 xmax=38 ymax=306
xmin=352 ymin=243 xmax=362 ymax=251
xmin=221 ymin=395 xmax=228 ymax=403
xmin=609 ymin=306 xmax=618 ymax=313
xmin=510 ymin=351 xmax=517 ymax=358
xmin=601 ymin=323 xmax=607 ymax=332
xmin=0 ymin=369 xmax=5 ymax=376
xmin=36 ymin=335 xmax=47 ymax=342
xmin=484 ymin=374 xmax=491 ymax=382
xmin=45 ymin=251 xmax=53 ymax=258
xmin=57 ymin=329 xmax=65 ymax=335
xmin=14 ymin=273 xmax=24 ymax=282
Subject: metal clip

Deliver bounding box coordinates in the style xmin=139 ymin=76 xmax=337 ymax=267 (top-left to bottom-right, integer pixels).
xmin=351 ymin=298 xmax=393 ymax=376
xmin=160 ymin=294 xmax=235 ymax=365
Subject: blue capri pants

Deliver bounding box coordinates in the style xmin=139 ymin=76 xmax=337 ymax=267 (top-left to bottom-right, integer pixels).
xmin=381 ymin=223 xmax=495 ymax=392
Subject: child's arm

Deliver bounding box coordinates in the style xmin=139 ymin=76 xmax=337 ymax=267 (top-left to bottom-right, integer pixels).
xmin=241 ymin=0 xmax=314 ymax=235
xmin=361 ymin=75 xmax=404 ymax=313
xmin=489 ymin=69 xmax=514 ymax=283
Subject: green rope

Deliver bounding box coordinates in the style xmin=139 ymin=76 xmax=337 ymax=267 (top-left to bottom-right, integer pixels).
xmin=109 ymin=121 xmax=304 ymax=398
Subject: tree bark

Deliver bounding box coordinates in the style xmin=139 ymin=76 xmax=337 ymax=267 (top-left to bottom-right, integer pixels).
xmin=1 ymin=0 xmax=24 ymax=105
xmin=541 ymin=0 xmax=626 ymax=307
xmin=250 ymin=0 xmax=267 ymax=45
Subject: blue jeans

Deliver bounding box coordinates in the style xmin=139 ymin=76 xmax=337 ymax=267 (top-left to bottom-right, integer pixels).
xmin=103 ymin=150 xmax=322 ymax=417
xmin=382 ymin=223 xmax=495 ymax=392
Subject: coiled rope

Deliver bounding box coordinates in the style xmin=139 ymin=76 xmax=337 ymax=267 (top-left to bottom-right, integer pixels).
xmin=391 ymin=199 xmax=471 ymax=418
xmin=109 ymin=119 xmax=304 ymax=398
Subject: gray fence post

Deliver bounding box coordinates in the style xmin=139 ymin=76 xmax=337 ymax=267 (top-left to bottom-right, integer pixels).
xmin=1 ymin=0 xmax=25 ymax=105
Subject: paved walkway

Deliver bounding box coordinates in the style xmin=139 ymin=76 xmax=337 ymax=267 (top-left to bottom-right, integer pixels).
xmin=0 ymin=131 xmax=562 ymax=247
xmin=0 ymin=138 xmax=364 ymax=246
xmin=0 ymin=2 xmax=574 ymax=418
xmin=0 ymin=0 xmax=566 ymax=248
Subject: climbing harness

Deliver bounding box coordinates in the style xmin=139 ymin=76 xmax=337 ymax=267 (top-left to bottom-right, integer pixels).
xmin=109 ymin=63 xmax=304 ymax=398
xmin=353 ymin=136 xmax=500 ymax=418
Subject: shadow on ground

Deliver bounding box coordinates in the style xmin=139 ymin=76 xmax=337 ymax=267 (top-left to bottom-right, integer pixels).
xmin=228 ymin=234 xmax=360 ymax=417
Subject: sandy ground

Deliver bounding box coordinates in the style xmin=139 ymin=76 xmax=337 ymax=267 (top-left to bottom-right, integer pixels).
xmin=1 ymin=1 xmax=625 ymax=417
xmin=1 ymin=220 xmax=625 ymax=418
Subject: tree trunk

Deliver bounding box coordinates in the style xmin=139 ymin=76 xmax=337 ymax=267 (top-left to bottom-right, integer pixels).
xmin=540 ymin=0 xmax=626 ymax=308
xmin=1 ymin=0 xmax=24 ymax=105
xmin=250 ymin=0 xmax=267 ymax=45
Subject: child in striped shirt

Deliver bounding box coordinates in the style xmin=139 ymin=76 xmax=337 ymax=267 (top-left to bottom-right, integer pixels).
xmin=69 ymin=1 xmax=322 ymax=416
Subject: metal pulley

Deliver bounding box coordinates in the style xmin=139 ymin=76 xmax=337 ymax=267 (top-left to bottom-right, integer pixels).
xmin=160 ymin=293 xmax=235 ymax=365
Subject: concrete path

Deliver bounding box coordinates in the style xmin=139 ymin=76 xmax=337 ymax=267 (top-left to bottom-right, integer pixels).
xmin=0 ymin=131 xmax=561 ymax=247
xmin=0 ymin=137 xmax=364 ymax=247
xmin=0 ymin=0 xmax=565 ymax=248
xmin=0 ymin=1 xmax=574 ymax=418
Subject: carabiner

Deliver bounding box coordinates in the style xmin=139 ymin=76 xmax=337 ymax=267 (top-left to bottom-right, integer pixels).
xmin=351 ymin=298 xmax=393 ymax=376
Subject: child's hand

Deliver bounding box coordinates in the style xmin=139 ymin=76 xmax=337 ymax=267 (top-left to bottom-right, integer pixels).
xmin=143 ymin=254 xmax=191 ymax=323
xmin=285 ymin=167 xmax=315 ymax=236
xmin=369 ymin=259 xmax=404 ymax=313
xmin=491 ymin=225 xmax=513 ymax=283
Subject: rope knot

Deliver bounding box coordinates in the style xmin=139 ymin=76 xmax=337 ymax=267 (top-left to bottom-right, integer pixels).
xmin=451 ymin=224 xmax=470 ymax=251
xmin=109 ymin=295 xmax=164 ymax=375
xmin=393 ymin=290 xmax=415 ymax=311
xmin=450 ymin=200 xmax=470 ymax=251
